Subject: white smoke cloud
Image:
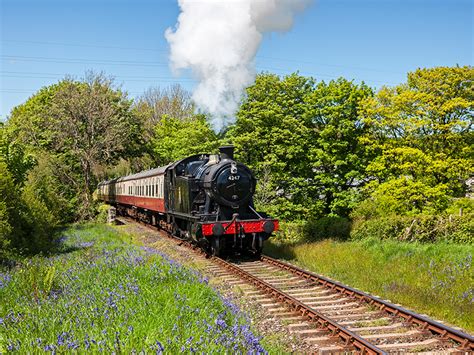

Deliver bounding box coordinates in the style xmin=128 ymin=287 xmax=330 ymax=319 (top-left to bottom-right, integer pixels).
xmin=165 ymin=0 xmax=312 ymax=130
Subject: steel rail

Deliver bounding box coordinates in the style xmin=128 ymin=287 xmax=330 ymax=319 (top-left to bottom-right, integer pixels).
xmin=262 ymin=255 xmax=474 ymax=351
xmin=212 ymin=257 xmax=387 ymax=355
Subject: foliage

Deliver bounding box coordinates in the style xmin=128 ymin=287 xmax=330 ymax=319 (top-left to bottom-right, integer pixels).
xmin=264 ymin=238 xmax=474 ymax=331
xmin=136 ymin=84 xmax=194 ymax=130
xmin=303 ymin=216 xmax=351 ymax=241
xmin=351 ymin=213 xmax=473 ymax=243
xmin=152 ymin=114 xmax=219 ymax=164
xmin=6 ymin=72 xmax=142 ymax=219
xmin=274 ymin=220 xmax=306 ymax=244
xmin=353 ymin=178 xmax=451 ymax=218
xmin=22 ymin=156 xmax=73 ymax=224
xmin=0 ymin=161 xmax=60 ymax=258
xmin=0 ymin=162 xmax=25 ymax=257
xmin=342 ymin=66 xmax=474 ymax=243
xmin=0 ymin=122 xmax=35 ymax=186
xmin=131 ymin=84 xmax=195 ymax=169
xmin=305 ymin=78 xmax=374 ymax=216
xmin=360 ymin=66 xmax=473 ymax=200
xmin=0 ymin=201 xmax=11 ymax=257
xmin=446 ymin=197 xmax=474 ymax=215
xmin=95 ymin=204 xmax=111 ymax=224
xmin=227 ymin=73 xmax=372 ymax=220
xmin=0 ymin=224 xmax=266 ymax=353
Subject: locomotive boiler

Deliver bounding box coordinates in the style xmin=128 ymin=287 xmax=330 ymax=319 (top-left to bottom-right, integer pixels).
xmin=97 ymin=146 xmax=278 ymax=256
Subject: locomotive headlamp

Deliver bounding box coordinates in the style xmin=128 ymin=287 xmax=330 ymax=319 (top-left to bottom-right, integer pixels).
xmin=231 ymin=161 xmax=237 ymax=174
xmin=212 ymin=222 xmax=224 ymax=236
xmin=263 ymin=221 xmax=275 ymax=234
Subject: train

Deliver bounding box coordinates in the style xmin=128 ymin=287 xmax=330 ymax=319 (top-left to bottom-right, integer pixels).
xmin=97 ymin=146 xmax=278 ymax=256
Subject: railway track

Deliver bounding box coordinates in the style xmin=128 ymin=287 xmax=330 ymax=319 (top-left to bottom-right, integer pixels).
xmin=119 ymin=217 xmax=474 ymax=354
xmin=210 ymin=257 xmax=474 ymax=354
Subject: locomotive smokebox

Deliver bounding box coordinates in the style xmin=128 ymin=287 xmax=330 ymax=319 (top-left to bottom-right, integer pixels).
xmin=219 ymin=145 xmax=235 ymax=160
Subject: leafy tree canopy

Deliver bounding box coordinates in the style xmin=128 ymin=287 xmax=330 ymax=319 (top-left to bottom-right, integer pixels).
xmin=227 ymin=73 xmax=373 ymax=219
xmin=5 ymin=72 xmax=142 ymax=218
xmin=361 ymin=66 xmax=473 ymax=200
xmin=152 ymin=114 xmax=219 ymax=165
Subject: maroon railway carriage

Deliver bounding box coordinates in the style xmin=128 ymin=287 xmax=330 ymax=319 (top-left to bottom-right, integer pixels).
xmin=97 ymin=146 xmax=278 ymax=256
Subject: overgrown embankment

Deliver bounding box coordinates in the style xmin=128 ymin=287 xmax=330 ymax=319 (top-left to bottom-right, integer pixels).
xmin=264 ymin=236 xmax=474 ymax=332
xmin=0 ymin=224 xmax=265 ymax=353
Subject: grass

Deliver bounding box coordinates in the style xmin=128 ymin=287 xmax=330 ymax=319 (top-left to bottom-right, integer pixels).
xmin=264 ymin=238 xmax=474 ymax=332
xmin=0 ymin=224 xmax=267 ymax=353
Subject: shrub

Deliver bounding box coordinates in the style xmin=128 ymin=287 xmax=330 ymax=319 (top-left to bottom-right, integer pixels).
xmin=0 ymin=201 xmax=12 ymax=261
xmin=446 ymin=198 xmax=474 ymax=216
xmin=351 ymin=213 xmax=473 ymax=243
xmin=354 ymin=178 xmax=451 ymax=219
xmin=304 ymin=216 xmax=351 ymax=241
xmin=20 ymin=184 xmax=59 ymax=252
xmin=96 ymin=203 xmax=111 ymax=223
xmin=274 ymin=220 xmax=306 ymax=244
xmin=0 ymin=161 xmax=61 ymax=256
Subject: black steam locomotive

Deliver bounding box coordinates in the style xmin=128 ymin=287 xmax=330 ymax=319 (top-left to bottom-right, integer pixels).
xmin=97 ymin=146 xmax=278 ymax=256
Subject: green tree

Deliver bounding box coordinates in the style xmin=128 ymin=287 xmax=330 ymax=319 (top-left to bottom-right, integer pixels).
xmin=227 ymin=73 xmax=317 ymax=219
xmin=130 ymin=84 xmax=195 ymax=170
xmin=360 ymin=66 xmax=474 ymax=212
xmin=0 ymin=163 xmax=16 ymax=258
xmin=6 ymin=72 xmax=142 ymax=218
xmin=305 ymin=78 xmax=373 ymax=216
xmin=152 ymin=114 xmax=219 ymax=164
xmin=227 ymin=73 xmax=373 ymax=219
xmin=0 ymin=120 xmax=35 ymax=186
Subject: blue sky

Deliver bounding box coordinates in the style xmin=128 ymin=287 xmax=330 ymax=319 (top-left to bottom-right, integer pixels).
xmin=1 ymin=0 xmax=472 ymax=120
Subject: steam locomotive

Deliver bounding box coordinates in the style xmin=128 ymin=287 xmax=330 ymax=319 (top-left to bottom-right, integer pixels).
xmin=97 ymin=146 xmax=278 ymax=256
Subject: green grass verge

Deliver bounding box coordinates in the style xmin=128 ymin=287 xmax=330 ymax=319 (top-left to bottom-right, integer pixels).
xmin=264 ymin=238 xmax=474 ymax=332
xmin=0 ymin=224 xmax=266 ymax=353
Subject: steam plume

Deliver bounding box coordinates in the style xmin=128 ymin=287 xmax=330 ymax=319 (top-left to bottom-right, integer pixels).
xmin=165 ymin=0 xmax=312 ymax=130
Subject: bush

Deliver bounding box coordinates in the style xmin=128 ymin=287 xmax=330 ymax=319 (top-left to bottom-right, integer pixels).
xmin=354 ymin=178 xmax=451 ymax=219
xmin=304 ymin=216 xmax=351 ymax=241
xmin=274 ymin=220 xmax=306 ymax=244
xmin=351 ymin=213 xmax=473 ymax=243
xmin=0 ymin=201 xmax=12 ymax=260
xmin=0 ymin=161 xmax=61 ymax=257
xmin=446 ymin=198 xmax=474 ymax=216
xmin=20 ymin=184 xmax=59 ymax=252
xmin=96 ymin=203 xmax=111 ymax=223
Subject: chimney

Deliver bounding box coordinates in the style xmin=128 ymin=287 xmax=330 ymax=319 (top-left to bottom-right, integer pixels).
xmin=219 ymin=145 xmax=235 ymax=160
